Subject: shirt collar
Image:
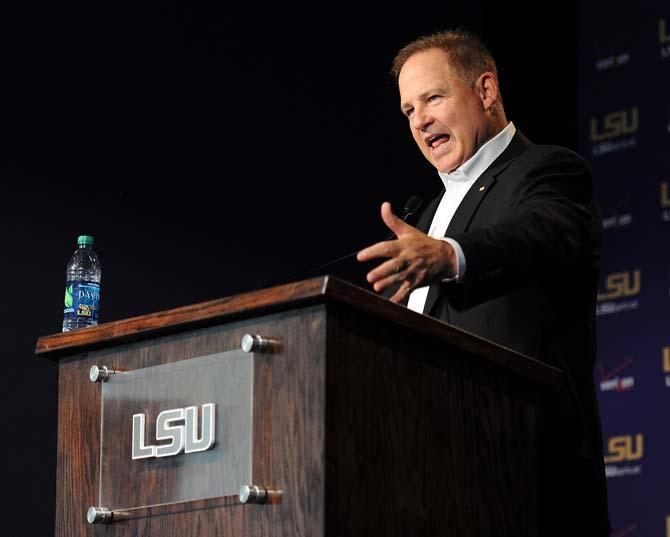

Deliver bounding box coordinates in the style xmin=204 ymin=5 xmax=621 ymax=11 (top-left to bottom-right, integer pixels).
xmin=438 ymin=122 xmax=516 ymax=189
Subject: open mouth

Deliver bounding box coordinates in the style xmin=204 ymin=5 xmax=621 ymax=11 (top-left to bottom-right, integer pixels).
xmin=428 ymin=134 xmax=450 ymax=149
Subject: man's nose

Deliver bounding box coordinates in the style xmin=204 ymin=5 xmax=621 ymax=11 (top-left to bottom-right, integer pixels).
xmin=411 ymin=109 xmax=433 ymax=132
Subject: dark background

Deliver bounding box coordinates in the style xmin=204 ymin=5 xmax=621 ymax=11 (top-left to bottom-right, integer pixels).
xmin=1 ymin=3 xmax=578 ymax=534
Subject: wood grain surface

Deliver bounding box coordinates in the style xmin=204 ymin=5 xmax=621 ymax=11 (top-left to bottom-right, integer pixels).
xmin=37 ymin=276 xmax=562 ymax=389
xmin=48 ymin=279 xmax=563 ymax=536
xmin=324 ymin=301 xmax=542 ymax=536
xmin=55 ymin=306 xmax=327 ymax=537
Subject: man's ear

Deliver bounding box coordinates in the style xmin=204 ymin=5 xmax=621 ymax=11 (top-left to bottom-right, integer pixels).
xmin=475 ymin=72 xmax=499 ymax=111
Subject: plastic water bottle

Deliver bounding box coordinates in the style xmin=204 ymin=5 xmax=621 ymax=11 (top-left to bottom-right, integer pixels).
xmin=62 ymin=235 xmax=102 ymax=332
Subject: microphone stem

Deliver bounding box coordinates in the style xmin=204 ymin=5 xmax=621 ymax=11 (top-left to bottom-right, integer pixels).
xmin=265 ymin=210 xmax=417 ymax=287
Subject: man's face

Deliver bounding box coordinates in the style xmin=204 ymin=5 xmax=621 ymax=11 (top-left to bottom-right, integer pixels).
xmin=398 ymin=48 xmax=490 ymax=173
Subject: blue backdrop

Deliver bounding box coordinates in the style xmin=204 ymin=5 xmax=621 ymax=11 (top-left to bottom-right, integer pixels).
xmin=578 ymin=3 xmax=670 ymax=536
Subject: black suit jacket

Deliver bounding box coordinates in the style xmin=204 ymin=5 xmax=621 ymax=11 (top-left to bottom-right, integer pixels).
xmin=412 ymin=131 xmax=610 ymax=535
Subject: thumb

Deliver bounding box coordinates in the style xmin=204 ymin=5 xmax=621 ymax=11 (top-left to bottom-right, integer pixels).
xmin=381 ymin=201 xmax=412 ymax=237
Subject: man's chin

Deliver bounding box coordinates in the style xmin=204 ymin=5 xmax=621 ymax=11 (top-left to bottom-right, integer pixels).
xmin=435 ymin=161 xmax=459 ymax=174
xmin=432 ymin=153 xmax=462 ymax=174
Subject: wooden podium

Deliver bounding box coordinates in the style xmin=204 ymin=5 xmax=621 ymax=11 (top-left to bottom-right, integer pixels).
xmin=36 ymin=276 xmax=563 ymax=536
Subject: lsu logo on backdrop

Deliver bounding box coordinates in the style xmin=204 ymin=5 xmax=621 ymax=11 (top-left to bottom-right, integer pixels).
xmin=597 ymin=270 xmax=641 ymax=300
xmin=664 ymin=347 xmax=670 ymax=387
xmin=596 ymin=270 xmax=640 ymax=316
xmin=590 ymin=108 xmax=638 ymax=156
xmin=661 ymin=18 xmax=670 ymax=43
xmin=662 ymin=182 xmax=670 ymax=221
xmin=604 ymin=434 xmax=643 ymax=478
xmin=590 ymin=108 xmax=638 ymax=142
xmin=604 ymin=434 xmax=643 ymax=463
xmin=660 ymin=18 xmax=670 ymax=58
xmin=598 ymin=357 xmax=635 ymax=392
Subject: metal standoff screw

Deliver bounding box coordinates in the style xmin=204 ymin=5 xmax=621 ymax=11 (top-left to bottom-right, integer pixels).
xmin=87 ymin=506 xmax=114 ymax=524
xmin=89 ymin=365 xmax=117 ymax=383
xmin=239 ymin=484 xmax=268 ymax=504
xmin=240 ymin=334 xmax=276 ymax=353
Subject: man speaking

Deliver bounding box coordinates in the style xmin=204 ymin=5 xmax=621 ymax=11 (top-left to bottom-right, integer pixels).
xmin=357 ymin=30 xmax=611 ymax=536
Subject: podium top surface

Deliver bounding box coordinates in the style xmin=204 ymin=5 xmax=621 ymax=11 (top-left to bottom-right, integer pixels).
xmin=35 ymin=276 xmax=562 ymax=388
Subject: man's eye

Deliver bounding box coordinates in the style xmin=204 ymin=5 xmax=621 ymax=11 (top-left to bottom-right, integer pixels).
xmin=427 ymin=95 xmax=441 ymax=102
xmin=405 ymin=108 xmax=414 ymax=118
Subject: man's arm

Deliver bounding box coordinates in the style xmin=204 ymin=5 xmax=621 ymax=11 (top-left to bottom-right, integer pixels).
xmin=357 ymin=148 xmax=598 ymax=305
xmin=356 ymin=202 xmax=458 ymax=303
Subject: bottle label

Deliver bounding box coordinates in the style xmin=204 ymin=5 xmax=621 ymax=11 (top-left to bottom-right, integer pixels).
xmin=64 ymin=281 xmax=101 ymax=323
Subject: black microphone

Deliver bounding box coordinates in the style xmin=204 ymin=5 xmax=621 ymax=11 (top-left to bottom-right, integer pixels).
xmin=261 ymin=195 xmax=423 ymax=288
xmin=403 ymin=194 xmax=423 ymax=217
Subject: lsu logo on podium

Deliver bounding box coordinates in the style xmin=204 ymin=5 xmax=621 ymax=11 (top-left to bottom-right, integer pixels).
xmin=132 ymin=403 xmax=216 ymax=460
xmin=590 ymin=108 xmax=638 ymax=142
xmin=662 ymin=182 xmax=670 ymax=207
xmin=604 ymin=434 xmax=644 ymax=464
xmin=597 ymin=270 xmax=641 ymax=301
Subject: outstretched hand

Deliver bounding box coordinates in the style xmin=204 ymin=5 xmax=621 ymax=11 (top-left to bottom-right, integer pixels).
xmin=356 ymin=202 xmax=457 ymax=303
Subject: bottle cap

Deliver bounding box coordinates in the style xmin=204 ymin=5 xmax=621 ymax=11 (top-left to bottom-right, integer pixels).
xmin=77 ymin=235 xmax=94 ymax=246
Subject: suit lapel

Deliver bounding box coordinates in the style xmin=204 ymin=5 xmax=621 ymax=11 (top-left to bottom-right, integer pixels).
xmin=422 ymin=131 xmax=531 ymax=316
xmin=446 ymin=131 xmax=530 ymax=235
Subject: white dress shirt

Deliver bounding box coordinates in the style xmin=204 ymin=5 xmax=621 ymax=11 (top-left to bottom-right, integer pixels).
xmin=407 ymin=122 xmax=517 ymax=313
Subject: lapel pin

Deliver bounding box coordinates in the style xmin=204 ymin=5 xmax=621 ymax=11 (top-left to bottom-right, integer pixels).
xmin=479 ymin=186 xmax=486 ymax=192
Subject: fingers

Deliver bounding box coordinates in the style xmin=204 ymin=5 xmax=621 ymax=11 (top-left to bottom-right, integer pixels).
xmin=356 ymin=201 xmax=432 ymax=301
xmin=370 ymin=266 xmax=409 ymax=293
xmin=366 ymin=257 xmax=408 ymax=285
xmin=381 ymin=202 xmax=412 ymax=238
xmin=357 ymin=202 xmax=420 ymax=263
xmin=389 ymin=278 xmax=413 ymax=303
xmin=370 ymin=271 xmax=407 ymax=294
xmin=356 ymin=239 xmax=399 ymax=262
